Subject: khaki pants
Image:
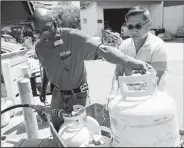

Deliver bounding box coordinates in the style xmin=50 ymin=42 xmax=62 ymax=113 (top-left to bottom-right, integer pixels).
xmin=50 ymin=87 xmax=90 ymax=132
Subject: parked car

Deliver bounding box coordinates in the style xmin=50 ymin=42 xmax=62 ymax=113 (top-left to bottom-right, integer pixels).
xmin=176 ymin=26 xmax=184 ymax=37
xmin=158 ymin=31 xmax=173 ymax=41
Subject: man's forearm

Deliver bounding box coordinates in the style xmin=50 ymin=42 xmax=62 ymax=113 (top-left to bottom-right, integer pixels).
xmin=151 ymin=61 xmax=167 ymax=86
xmin=41 ymin=69 xmax=49 ymax=92
xmin=110 ymin=75 xmax=119 ymax=96
xmin=156 ymin=71 xmax=164 ymax=85
xmin=97 ymin=45 xmax=149 ymax=74
xmin=97 ymin=45 xmax=131 ymax=65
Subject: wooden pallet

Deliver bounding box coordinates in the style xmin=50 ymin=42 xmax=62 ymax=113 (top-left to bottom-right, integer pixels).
xmin=13 ymin=139 xmax=57 ymax=147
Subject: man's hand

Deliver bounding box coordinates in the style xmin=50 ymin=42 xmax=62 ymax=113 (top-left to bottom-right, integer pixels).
xmin=31 ymin=105 xmax=48 ymax=123
xmin=125 ymin=58 xmax=152 ymax=75
xmin=39 ymin=90 xmax=46 ymax=103
xmin=98 ymin=45 xmax=152 ymax=74
xmin=37 ymin=112 xmax=48 ymax=124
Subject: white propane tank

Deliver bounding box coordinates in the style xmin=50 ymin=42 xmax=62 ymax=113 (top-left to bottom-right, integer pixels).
xmin=58 ymin=105 xmax=101 ymax=147
xmin=108 ymin=70 xmax=180 ymax=147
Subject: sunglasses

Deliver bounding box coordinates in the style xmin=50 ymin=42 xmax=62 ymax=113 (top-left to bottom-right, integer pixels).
xmin=126 ymin=20 xmax=150 ymax=30
xmin=33 ymin=22 xmax=53 ymax=34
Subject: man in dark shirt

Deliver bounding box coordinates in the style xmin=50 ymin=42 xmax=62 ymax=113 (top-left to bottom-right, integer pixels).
xmin=32 ymin=8 xmax=152 ymax=131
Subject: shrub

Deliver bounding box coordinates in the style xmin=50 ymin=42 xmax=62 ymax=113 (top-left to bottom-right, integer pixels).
xmin=57 ymin=7 xmax=80 ymax=29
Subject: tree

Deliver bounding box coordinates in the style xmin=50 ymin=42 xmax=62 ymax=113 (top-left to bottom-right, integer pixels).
xmin=80 ymin=1 xmax=93 ymax=10
xmin=57 ymin=7 xmax=80 ymax=29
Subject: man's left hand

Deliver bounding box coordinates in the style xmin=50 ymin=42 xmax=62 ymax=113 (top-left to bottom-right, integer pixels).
xmin=126 ymin=58 xmax=153 ymax=75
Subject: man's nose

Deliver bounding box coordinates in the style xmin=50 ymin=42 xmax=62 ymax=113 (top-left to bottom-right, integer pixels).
xmin=131 ymin=27 xmax=139 ymax=32
xmin=130 ymin=29 xmax=139 ymax=35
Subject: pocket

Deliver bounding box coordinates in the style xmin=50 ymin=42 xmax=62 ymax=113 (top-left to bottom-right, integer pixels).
xmin=75 ymin=92 xmax=88 ymax=107
xmin=51 ymin=89 xmax=63 ymax=109
xmin=76 ymin=92 xmax=88 ymax=100
xmin=52 ymin=88 xmax=61 ymax=103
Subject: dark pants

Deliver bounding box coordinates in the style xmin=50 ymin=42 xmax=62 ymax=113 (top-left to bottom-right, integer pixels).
xmin=50 ymin=88 xmax=90 ymax=132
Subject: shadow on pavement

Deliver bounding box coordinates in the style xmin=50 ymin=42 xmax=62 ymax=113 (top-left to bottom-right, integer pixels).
xmin=5 ymin=140 xmax=18 ymax=145
xmin=3 ymin=115 xmax=49 ymax=136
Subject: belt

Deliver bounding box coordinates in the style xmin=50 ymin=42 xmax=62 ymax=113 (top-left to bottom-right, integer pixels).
xmin=54 ymin=83 xmax=88 ymax=95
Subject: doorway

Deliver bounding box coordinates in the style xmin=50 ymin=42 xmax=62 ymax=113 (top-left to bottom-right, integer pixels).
xmin=104 ymin=8 xmax=130 ymax=33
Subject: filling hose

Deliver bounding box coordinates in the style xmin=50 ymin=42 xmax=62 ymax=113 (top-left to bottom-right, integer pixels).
xmin=1 ymin=104 xmax=65 ymax=117
xmin=1 ymin=104 xmax=50 ymax=122
xmin=1 ymin=104 xmax=33 ymax=115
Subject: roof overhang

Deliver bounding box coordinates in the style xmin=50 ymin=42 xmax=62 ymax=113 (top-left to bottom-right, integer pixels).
xmin=97 ymin=0 xmax=162 ymax=5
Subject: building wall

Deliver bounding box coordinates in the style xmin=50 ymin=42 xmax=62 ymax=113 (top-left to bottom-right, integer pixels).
xmin=149 ymin=2 xmax=164 ymax=28
xmin=81 ymin=1 xmax=163 ymax=37
xmin=163 ymin=5 xmax=184 ymax=34
xmin=97 ymin=2 xmax=150 ymax=37
xmin=96 ymin=4 xmax=104 ymax=37
xmin=97 ymin=1 xmax=150 ymax=9
xmin=80 ymin=2 xmax=98 ymax=36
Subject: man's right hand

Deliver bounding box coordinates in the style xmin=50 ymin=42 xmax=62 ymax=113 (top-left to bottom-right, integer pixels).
xmin=39 ymin=90 xmax=46 ymax=103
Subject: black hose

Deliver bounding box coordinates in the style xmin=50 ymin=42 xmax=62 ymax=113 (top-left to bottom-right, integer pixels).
xmin=1 ymin=104 xmax=32 ymax=115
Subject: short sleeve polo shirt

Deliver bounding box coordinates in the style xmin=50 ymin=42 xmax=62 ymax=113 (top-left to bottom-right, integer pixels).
xmin=35 ymin=28 xmax=101 ymax=90
xmin=119 ymin=32 xmax=168 ymax=91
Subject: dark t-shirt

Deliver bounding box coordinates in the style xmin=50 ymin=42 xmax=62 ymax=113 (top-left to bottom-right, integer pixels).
xmin=35 ymin=28 xmax=101 ymax=90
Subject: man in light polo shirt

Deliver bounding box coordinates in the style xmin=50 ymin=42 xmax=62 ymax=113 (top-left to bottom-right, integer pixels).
xmin=108 ymin=6 xmax=168 ymax=100
xmin=32 ymin=8 xmax=152 ymax=131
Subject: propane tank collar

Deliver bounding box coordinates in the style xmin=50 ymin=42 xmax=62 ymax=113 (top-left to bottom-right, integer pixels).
xmin=88 ymin=135 xmax=105 ymax=146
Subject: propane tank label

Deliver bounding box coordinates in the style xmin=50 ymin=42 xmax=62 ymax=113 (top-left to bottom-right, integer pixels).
xmin=110 ymin=115 xmax=180 ymax=147
xmin=130 ymin=116 xmax=173 ymax=128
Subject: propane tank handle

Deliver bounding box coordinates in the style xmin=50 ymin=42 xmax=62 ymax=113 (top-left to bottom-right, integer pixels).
xmin=118 ymin=69 xmax=157 ymax=98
